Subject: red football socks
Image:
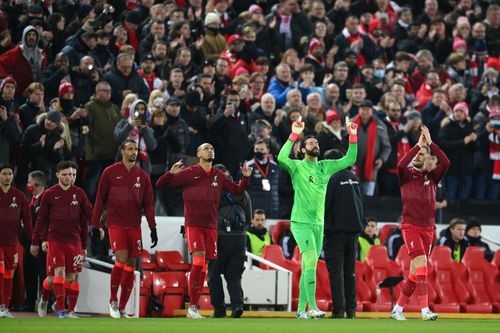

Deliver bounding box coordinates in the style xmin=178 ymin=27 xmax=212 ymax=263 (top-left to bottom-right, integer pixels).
xmin=415 ymin=266 xmax=429 ymax=309
xmin=396 ymin=273 xmax=416 ymax=307
xmin=68 ymin=282 xmax=80 ymax=312
xmin=189 ymin=264 xmax=202 ymax=306
xmin=53 ymin=276 xmax=65 ymax=312
xmin=41 ymin=277 xmax=53 ymax=302
xmin=110 ymin=262 xmax=124 ymax=303
xmin=118 ymin=265 xmax=135 ymax=310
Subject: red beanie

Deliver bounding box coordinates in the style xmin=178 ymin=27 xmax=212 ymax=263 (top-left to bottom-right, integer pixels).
xmin=0 ymin=76 xmax=17 ymax=94
xmin=308 ymin=38 xmax=324 ymax=54
xmin=326 ymin=110 xmax=341 ymax=124
xmin=59 ymin=80 xmax=74 ymax=98
xmin=453 ymin=102 xmax=469 ymax=116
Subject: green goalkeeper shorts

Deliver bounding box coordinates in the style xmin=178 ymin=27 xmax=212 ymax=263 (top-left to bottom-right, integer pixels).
xmin=290 ymin=222 xmax=324 ymax=258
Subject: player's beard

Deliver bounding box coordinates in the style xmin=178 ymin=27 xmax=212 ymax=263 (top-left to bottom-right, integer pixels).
xmin=305 ymin=147 xmax=320 ymax=157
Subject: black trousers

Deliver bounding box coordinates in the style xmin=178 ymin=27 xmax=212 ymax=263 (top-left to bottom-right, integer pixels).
xmin=323 ymin=231 xmax=358 ymax=317
xmin=207 ymin=234 xmax=246 ymax=314
xmin=23 ymin=246 xmax=47 ymax=309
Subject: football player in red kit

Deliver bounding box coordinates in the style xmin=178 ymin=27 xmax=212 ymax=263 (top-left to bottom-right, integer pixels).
xmin=30 ymin=161 xmax=92 ymax=319
xmin=391 ymin=126 xmax=450 ymax=321
xmin=92 ymin=139 xmax=157 ymax=318
xmin=0 ymin=164 xmax=32 ymax=318
xmin=156 ymin=143 xmax=252 ymax=318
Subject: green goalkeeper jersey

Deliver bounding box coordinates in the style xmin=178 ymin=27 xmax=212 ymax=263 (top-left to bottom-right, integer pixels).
xmin=278 ymin=139 xmax=357 ymax=225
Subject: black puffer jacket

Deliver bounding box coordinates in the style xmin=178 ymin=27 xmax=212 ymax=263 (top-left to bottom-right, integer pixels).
xmin=103 ymin=63 xmax=150 ymax=106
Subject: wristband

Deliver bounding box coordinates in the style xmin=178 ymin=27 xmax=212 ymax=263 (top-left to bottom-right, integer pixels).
xmin=289 ymin=132 xmax=299 ymax=142
xmin=349 ymin=135 xmax=357 ymax=144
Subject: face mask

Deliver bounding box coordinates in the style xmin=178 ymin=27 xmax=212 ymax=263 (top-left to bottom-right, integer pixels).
xmin=254 ymin=151 xmax=266 ymax=160
xmin=374 ymin=69 xmax=385 ymax=79
xmin=60 ymin=98 xmax=74 ymax=112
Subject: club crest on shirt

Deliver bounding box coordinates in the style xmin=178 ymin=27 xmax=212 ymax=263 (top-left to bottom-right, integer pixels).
xmin=71 ymin=194 xmax=79 ymax=206
xmin=211 ymin=175 xmax=218 ymax=187
xmin=10 ymin=196 xmax=17 ymax=208
xmin=134 ymin=177 xmax=141 ymax=188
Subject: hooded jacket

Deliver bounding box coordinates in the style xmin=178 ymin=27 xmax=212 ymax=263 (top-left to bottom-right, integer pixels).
xmin=0 ymin=26 xmax=47 ymax=96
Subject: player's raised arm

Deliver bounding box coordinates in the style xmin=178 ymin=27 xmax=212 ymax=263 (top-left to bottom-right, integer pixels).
xmin=278 ymin=117 xmax=303 ymax=173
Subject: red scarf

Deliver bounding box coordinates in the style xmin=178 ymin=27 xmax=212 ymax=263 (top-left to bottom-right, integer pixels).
xmin=342 ymin=28 xmax=366 ymax=66
xmin=354 ymin=115 xmax=377 ymax=181
xmin=489 ymin=132 xmax=500 ymax=180
xmin=386 ymin=117 xmax=410 ymax=173
xmin=125 ymin=0 xmax=138 ymax=10
xmin=137 ymin=69 xmax=157 ymax=92
xmin=125 ymin=22 xmax=139 ymax=50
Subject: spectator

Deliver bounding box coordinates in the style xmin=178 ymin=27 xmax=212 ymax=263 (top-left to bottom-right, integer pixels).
xmin=357 ymin=217 xmax=380 ymax=262
xmin=334 ymin=15 xmax=380 ymax=67
xmin=439 ymin=218 xmax=469 ymax=262
xmin=0 ymin=77 xmax=16 ymax=114
xmin=304 ymin=38 xmax=328 ymax=86
xmin=114 ymin=99 xmax=157 ymax=173
xmin=84 ymin=81 xmax=122 ymax=203
xmin=181 ymin=89 xmax=208 ymax=165
xmin=323 ymin=148 xmax=364 ymax=319
xmin=0 ymin=25 xmax=47 ymax=100
xmin=465 ymin=218 xmax=494 ymax=262
xmin=0 ymin=92 xmax=21 ymax=165
xmin=439 ymin=102 xmax=477 ymax=200
xmin=40 ymin=52 xmax=69 ymax=105
xmin=104 ymin=53 xmax=150 ymax=106
xmin=18 ymin=82 xmax=46 ymax=130
xmin=246 ymin=209 xmax=271 ymax=257
xmin=485 ymin=4 xmax=500 ymax=57
xmin=246 ymin=140 xmax=280 ymax=218
xmin=209 ymin=163 xmax=251 ymax=318
xmin=422 ymin=18 xmax=453 ymax=65
xmin=267 ymin=63 xmax=295 ymax=109
xmin=208 ymin=90 xmax=251 ymax=177
xmin=69 ymin=56 xmax=100 ymax=108
xmin=61 ymin=31 xmax=98 ymax=69
xmin=20 ymin=110 xmax=68 ymax=183
xmin=321 ymin=83 xmax=344 ymax=115
xmin=201 ymin=13 xmax=226 ymax=62
xmin=446 ymin=53 xmax=472 ymax=89
xmin=343 ymin=83 xmax=367 ymax=119
xmin=138 ymin=20 xmax=168 ymax=59
xmin=156 ymin=96 xmax=190 ymax=216
xmin=379 ymin=103 xmax=413 ymax=196
xmin=248 ymin=119 xmax=281 ymax=158
xmin=386 ymin=218 xmax=404 ymax=260
xmin=422 ymin=88 xmax=452 ymax=144
xmin=352 ymin=100 xmax=391 ymax=197
xmin=137 ymin=53 xmax=163 ymax=93
xmin=316 ymin=110 xmax=349 ymax=159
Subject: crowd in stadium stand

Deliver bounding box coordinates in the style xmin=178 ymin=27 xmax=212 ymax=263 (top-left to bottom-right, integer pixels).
xmin=0 ymin=0 xmax=499 ymax=218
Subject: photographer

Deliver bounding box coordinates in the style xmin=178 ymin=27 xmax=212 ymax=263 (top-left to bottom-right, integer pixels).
xmin=208 ymin=90 xmax=251 ymax=177
xmin=70 ymin=56 xmax=100 ymax=107
xmin=114 ymin=99 xmax=157 ymax=173
xmin=208 ymin=164 xmax=251 ymax=318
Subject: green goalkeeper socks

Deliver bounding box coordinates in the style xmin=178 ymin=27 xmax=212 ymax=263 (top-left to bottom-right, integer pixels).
xmin=297 ymin=271 xmax=307 ymax=313
xmin=303 ymin=267 xmax=318 ymax=310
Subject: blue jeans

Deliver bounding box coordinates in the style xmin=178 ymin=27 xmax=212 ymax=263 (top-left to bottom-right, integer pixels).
xmin=84 ymin=160 xmax=114 ymax=203
xmin=474 ymin=176 xmax=500 ymax=200
xmin=446 ymin=175 xmax=472 ymax=200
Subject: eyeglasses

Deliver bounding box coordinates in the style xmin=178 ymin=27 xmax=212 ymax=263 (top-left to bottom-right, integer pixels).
xmin=390 ymin=109 xmax=401 ymax=112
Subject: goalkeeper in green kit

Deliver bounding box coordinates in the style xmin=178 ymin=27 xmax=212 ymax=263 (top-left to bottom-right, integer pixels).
xmin=278 ymin=116 xmax=358 ymax=319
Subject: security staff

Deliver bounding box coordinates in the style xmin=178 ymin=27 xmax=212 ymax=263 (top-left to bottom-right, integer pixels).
xmin=323 ymin=149 xmax=364 ymax=319
xmin=208 ymin=164 xmax=251 ymax=319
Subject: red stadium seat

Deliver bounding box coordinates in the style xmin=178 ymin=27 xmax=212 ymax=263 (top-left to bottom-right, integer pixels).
xmin=271 ymin=220 xmax=290 ymax=244
xmin=142 ymin=270 xmax=155 ymax=290
xmin=429 ymin=246 xmax=491 ymax=313
xmin=492 ymin=250 xmax=500 ymax=268
xmin=156 ymin=251 xmax=191 ymax=271
xmin=462 ymin=247 xmax=499 ymax=312
xmin=363 ymin=245 xmax=403 ymax=312
xmin=152 ymin=272 xmax=186 ymax=317
xmin=379 ymin=224 xmax=398 ymax=245
xmin=395 ymin=247 xmax=439 ymax=312
xmin=260 ymin=245 xmax=301 ymax=310
xmin=316 ymin=260 xmax=332 ymax=311
xmin=355 ymin=260 xmax=374 ymax=311
xmin=141 ymin=250 xmax=157 ymax=271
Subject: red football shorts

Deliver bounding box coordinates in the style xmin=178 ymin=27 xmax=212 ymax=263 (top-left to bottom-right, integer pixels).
xmin=401 ymin=223 xmax=436 ymax=258
xmin=185 ymin=226 xmax=218 ymax=260
xmin=108 ymin=226 xmax=143 ymax=257
xmin=0 ymin=245 xmax=18 ymax=270
xmin=47 ymin=241 xmax=84 ymax=274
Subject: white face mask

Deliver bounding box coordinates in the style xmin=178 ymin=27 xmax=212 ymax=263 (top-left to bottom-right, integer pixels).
xmin=374 ymin=69 xmax=385 ymax=79
xmin=153 ymin=97 xmax=163 ymax=107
